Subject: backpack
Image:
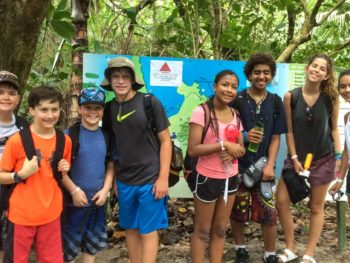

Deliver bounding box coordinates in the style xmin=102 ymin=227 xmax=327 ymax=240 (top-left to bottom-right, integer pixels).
xmin=143 ymin=94 xmax=183 ymax=187
xmin=0 ymin=127 xmax=65 ymax=213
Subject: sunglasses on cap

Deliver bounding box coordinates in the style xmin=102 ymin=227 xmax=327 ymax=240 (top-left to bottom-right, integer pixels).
xmin=79 ymin=87 xmax=106 ymax=105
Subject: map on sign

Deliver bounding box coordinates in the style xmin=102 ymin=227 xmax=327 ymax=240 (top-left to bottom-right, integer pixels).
xmin=83 ymin=54 xmax=290 ymax=151
xmin=83 ymin=53 xmax=317 ymax=197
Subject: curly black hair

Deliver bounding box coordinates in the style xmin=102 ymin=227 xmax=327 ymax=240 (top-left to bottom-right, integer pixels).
xmin=244 ymin=53 xmax=276 ymax=79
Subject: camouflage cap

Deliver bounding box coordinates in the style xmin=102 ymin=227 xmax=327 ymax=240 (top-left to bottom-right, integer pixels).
xmin=0 ymin=71 xmax=20 ymax=91
xmin=100 ymin=57 xmax=144 ymax=91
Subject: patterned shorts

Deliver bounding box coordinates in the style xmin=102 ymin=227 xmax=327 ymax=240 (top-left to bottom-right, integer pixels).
xmin=62 ymin=206 xmax=108 ymax=261
xmin=230 ymin=183 xmax=277 ymax=226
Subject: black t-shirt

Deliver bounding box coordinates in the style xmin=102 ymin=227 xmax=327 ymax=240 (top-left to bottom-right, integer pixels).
xmin=231 ymin=89 xmax=287 ymax=171
xmin=103 ymin=92 xmax=170 ymax=185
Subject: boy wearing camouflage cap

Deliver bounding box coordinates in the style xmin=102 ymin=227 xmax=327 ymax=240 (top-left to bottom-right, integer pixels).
xmin=0 ymin=71 xmax=29 ymax=260
xmin=102 ymin=57 xmax=172 ymax=263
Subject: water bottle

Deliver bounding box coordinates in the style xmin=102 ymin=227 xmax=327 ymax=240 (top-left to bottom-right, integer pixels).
xmin=248 ymin=121 xmax=264 ymax=153
xmin=221 ymin=124 xmax=239 ymax=178
xmin=225 ymin=124 xmax=239 ymax=165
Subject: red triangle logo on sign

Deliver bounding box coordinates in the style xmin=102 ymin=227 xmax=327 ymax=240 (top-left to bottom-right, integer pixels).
xmin=160 ymin=63 xmax=171 ymax=72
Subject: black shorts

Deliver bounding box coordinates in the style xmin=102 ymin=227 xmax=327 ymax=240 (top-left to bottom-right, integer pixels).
xmin=186 ymin=172 xmax=239 ymax=202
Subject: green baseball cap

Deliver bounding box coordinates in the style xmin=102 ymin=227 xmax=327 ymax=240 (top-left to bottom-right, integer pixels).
xmin=100 ymin=57 xmax=144 ymax=91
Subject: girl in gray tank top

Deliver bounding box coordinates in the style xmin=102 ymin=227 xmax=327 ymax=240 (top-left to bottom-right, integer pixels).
xmin=276 ymin=54 xmax=340 ymax=263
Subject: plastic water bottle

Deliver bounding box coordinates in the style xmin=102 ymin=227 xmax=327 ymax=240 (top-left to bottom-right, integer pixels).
xmin=248 ymin=121 xmax=264 ymax=153
xmin=225 ymin=124 xmax=239 ymax=165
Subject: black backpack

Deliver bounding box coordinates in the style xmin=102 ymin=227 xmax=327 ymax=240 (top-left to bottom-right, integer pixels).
xmin=143 ymin=94 xmax=183 ymax=187
xmin=0 ymin=127 xmax=65 ymax=213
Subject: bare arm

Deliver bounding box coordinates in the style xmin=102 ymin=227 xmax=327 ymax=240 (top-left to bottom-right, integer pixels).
xmin=92 ymin=161 xmax=115 ymax=206
xmin=331 ymin=100 xmax=342 ymax=172
xmin=152 ymin=128 xmax=172 ymax=199
xmin=262 ymin=134 xmax=280 ymax=181
xmin=61 ymin=171 xmax=88 ymax=207
xmin=0 ymin=156 xmax=39 ymax=184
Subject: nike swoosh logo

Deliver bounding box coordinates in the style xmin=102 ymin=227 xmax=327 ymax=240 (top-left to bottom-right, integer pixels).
xmin=116 ymin=110 xmax=136 ymax=122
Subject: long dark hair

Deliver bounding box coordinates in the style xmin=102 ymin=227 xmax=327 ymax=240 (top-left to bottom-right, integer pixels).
xmin=205 ymin=70 xmax=239 ymax=137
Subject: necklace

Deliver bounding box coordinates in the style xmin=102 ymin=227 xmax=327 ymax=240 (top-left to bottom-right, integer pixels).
xmin=248 ymin=88 xmax=267 ymax=114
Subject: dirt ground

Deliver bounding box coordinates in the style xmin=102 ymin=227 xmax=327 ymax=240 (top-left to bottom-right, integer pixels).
xmin=28 ymin=199 xmax=350 ymax=262
xmin=88 ymin=199 xmax=350 ymax=263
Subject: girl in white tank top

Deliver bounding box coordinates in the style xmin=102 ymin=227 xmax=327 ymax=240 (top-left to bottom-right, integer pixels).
xmin=329 ymin=69 xmax=350 ymax=202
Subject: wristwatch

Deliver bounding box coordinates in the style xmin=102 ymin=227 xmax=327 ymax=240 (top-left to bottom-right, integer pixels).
xmin=12 ymin=172 xmax=24 ymax=184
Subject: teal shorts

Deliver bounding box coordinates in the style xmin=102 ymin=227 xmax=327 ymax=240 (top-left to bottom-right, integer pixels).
xmin=117 ymin=180 xmax=168 ymax=234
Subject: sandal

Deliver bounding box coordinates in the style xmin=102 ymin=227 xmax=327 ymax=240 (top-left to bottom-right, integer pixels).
xmin=278 ymin=249 xmax=298 ymax=262
xmin=242 ymin=156 xmax=268 ymax=188
xmin=300 ymin=255 xmax=316 ymax=263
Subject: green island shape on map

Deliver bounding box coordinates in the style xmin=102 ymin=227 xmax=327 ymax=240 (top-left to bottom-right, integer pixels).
xmin=169 ymin=82 xmax=207 ymax=153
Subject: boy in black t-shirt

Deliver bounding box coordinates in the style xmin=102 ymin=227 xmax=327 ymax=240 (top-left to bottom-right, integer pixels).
xmin=230 ymin=53 xmax=287 ymax=263
xmin=101 ymin=57 xmax=172 ymax=263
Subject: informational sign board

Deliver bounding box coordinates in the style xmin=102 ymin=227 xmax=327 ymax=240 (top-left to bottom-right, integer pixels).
xmin=83 ymin=53 xmax=348 ymax=198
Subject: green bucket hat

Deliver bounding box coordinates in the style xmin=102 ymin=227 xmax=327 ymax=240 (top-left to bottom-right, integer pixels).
xmin=100 ymin=57 xmax=144 ymax=91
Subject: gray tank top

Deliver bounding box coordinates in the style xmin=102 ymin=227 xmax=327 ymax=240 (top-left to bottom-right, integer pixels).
xmin=291 ymin=88 xmax=333 ymax=162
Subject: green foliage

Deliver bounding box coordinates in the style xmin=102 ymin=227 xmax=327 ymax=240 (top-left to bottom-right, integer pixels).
xmin=50 ymin=0 xmax=75 ymax=41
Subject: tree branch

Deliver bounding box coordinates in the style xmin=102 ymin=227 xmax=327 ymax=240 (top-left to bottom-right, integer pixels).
xmin=316 ymin=0 xmax=347 ymax=26
xmin=329 ymin=38 xmax=350 ymax=55
xmin=122 ymin=0 xmax=155 ymax=54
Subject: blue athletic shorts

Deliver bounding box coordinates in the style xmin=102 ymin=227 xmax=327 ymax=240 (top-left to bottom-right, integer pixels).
xmin=117 ymin=180 xmax=168 ymax=234
xmin=62 ymin=206 xmax=108 ymax=261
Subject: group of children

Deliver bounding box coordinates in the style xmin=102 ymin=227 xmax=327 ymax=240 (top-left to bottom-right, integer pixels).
xmin=0 ymin=53 xmax=349 ymax=263
xmin=0 ymin=56 xmax=171 ymax=263
xmin=187 ymin=53 xmax=350 ymax=263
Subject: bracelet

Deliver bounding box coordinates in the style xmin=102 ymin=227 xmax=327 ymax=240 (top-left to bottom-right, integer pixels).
xmin=70 ymin=187 xmax=81 ymax=195
xmin=219 ymin=140 xmax=225 ymax=151
xmin=334 ymin=153 xmax=342 ymax=160
xmin=291 ymin=155 xmax=298 ymax=160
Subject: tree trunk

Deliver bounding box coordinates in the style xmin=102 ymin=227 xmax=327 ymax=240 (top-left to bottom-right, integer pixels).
xmin=0 ymin=0 xmax=52 ymax=90
xmin=65 ymin=0 xmax=90 ymax=128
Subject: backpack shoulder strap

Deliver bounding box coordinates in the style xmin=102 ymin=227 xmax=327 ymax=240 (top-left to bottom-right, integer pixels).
xmin=51 ymin=129 xmax=65 ymax=182
xmin=101 ymin=127 xmax=112 ymax=161
xmin=19 ymin=127 xmax=65 ymax=182
xmin=19 ymin=127 xmax=36 ymax=160
xmin=68 ymin=122 xmax=81 ymax=160
xmin=200 ymin=103 xmax=211 ymax=142
xmin=143 ymin=93 xmax=157 ymax=135
xmin=15 ymin=116 xmax=29 ymax=130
